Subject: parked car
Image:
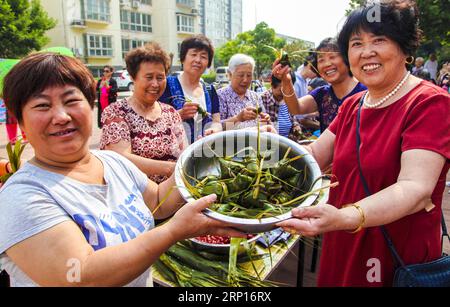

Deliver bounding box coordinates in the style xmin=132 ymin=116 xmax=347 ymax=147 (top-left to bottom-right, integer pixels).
xmin=112 ymin=70 xmax=134 ymax=92
xmin=215 ymin=66 xmax=229 ymax=82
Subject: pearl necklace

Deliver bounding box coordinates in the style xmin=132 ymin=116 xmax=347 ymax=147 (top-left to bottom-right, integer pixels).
xmin=364 ymin=72 xmax=411 ymax=109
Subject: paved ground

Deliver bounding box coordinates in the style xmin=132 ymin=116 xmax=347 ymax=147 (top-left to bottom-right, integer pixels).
xmin=1 ymin=91 xmax=449 ymax=287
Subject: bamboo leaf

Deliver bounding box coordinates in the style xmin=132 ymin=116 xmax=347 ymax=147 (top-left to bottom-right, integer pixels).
xmin=228 ymin=237 xmax=244 ymax=286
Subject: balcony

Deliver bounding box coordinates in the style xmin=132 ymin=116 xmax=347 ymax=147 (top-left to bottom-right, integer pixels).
xmin=70 ymin=19 xmax=87 ymax=28
xmin=84 ymin=12 xmax=111 ymax=25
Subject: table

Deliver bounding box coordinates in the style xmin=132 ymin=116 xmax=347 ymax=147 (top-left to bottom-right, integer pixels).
xmin=152 ymin=234 xmax=300 ymax=287
xmin=153 ymin=180 xmax=330 ymax=287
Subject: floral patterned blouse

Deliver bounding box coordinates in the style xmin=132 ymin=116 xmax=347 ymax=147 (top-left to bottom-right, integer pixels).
xmin=310 ymin=82 xmax=367 ymax=133
xmin=218 ymin=85 xmax=266 ymax=130
xmin=100 ymin=98 xmax=186 ymax=183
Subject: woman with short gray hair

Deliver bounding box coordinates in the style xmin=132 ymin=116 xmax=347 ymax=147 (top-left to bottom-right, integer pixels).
xmin=218 ymin=54 xmax=271 ymax=130
xmin=227 ymin=54 xmax=256 ymax=74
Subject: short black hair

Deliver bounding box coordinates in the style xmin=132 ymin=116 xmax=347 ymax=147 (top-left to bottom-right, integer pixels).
xmin=271 ymin=71 xmax=296 ymax=87
xmin=303 ymin=54 xmax=316 ymax=67
xmin=312 ymin=38 xmax=340 ymax=69
xmin=337 ymin=1 xmax=422 ymax=66
xmin=3 ymin=53 xmax=96 ymax=123
xmin=180 ymin=35 xmax=215 ymax=68
xmin=103 ymin=65 xmax=114 ymax=72
xmin=313 ymin=37 xmax=352 ymax=77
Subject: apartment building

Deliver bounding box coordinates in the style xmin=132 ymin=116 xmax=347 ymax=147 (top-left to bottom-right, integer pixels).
xmin=40 ymin=0 xmax=201 ymax=76
xmin=198 ymin=0 xmax=242 ymax=48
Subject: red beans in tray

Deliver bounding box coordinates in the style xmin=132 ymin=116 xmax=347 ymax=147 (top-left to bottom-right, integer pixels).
xmin=195 ymin=234 xmax=255 ymax=245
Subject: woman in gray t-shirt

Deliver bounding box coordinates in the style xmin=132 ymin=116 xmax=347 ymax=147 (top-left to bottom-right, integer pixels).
xmin=0 ymin=53 xmax=242 ymax=287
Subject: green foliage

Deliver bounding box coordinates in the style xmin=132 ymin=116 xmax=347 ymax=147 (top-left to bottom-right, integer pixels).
xmin=346 ymin=0 xmax=364 ymax=15
xmin=346 ymin=0 xmax=450 ymax=61
xmin=0 ymin=0 xmax=56 ymax=58
xmin=415 ymin=0 xmax=450 ymax=61
xmin=0 ymin=138 xmax=27 ymax=184
xmin=283 ymin=40 xmax=314 ymax=69
xmin=202 ymin=72 xmax=216 ymax=84
xmin=216 ymin=22 xmax=286 ymax=77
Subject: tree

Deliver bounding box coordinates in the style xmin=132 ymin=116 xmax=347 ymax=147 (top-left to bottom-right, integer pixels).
xmin=216 ymin=22 xmax=286 ymax=77
xmin=0 ymin=0 xmax=56 ymax=59
xmin=283 ymin=40 xmax=314 ymax=69
xmin=346 ymin=0 xmax=450 ymax=61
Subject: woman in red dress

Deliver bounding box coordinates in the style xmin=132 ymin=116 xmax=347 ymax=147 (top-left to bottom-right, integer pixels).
xmin=100 ymin=43 xmax=187 ymax=184
xmin=278 ymin=1 xmax=450 ymax=287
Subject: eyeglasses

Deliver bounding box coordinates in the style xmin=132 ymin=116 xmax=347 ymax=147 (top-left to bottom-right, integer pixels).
xmin=103 ymin=70 xmax=111 ymax=73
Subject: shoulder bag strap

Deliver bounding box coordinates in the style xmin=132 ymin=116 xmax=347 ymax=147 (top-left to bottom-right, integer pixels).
xmin=442 ymin=214 xmax=450 ymax=252
xmin=356 ymin=94 xmax=449 ymax=264
xmin=356 ymin=94 xmax=407 ymax=269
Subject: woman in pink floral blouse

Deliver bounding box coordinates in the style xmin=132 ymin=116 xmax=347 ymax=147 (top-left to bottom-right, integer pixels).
xmin=100 ymin=43 xmax=187 ymax=183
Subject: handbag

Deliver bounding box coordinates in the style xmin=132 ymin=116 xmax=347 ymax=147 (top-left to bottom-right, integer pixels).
xmin=356 ymin=93 xmax=450 ymax=287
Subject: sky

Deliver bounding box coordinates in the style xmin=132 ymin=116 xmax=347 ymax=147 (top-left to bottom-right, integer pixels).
xmin=242 ymin=0 xmax=352 ymax=47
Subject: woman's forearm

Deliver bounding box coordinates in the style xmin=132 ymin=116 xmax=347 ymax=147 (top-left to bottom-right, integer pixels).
xmin=282 ymin=79 xmax=302 ymax=114
xmin=123 ymin=152 xmax=175 ymax=178
xmin=80 ymin=222 xmax=180 ymax=287
xmin=154 ymin=174 xmax=184 ymax=219
xmin=352 ymin=181 xmax=437 ymax=231
xmin=282 ymin=79 xmax=318 ymax=116
xmin=348 ymin=150 xmax=446 ymax=231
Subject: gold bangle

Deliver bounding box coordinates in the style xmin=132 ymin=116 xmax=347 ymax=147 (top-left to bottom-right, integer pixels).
xmin=281 ymin=86 xmax=296 ymax=98
xmin=343 ymin=203 xmax=366 ymax=234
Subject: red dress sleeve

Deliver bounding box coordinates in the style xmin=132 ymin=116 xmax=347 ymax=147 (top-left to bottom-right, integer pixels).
xmin=401 ymin=91 xmax=450 ymax=159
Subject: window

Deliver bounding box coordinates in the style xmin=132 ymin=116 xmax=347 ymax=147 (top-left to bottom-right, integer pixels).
xmin=122 ymin=39 xmax=148 ymax=58
xmin=140 ymin=0 xmax=152 ymax=5
xmin=120 ymin=10 xmax=152 ymax=32
xmin=177 ymin=14 xmax=195 ymax=33
xmin=85 ymin=0 xmax=111 ymax=22
xmin=87 ymin=34 xmax=113 ymax=57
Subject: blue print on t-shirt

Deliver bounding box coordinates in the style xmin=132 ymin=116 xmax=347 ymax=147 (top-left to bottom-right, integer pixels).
xmin=73 ymin=194 xmax=152 ymax=251
xmin=73 ymin=214 xmax=107 ymax=251
xmin=101 ymin=219 xmax=129 ymax=242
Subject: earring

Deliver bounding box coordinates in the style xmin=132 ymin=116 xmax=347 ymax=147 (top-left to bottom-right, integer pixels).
xmin=406 ymin=56 xmax=415 ymax=65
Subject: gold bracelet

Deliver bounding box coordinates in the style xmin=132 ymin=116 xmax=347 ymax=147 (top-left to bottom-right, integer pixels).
xmin=343 ymin=203 xmax=366 ymax=234
xmin=281 ymin=86 xmax=296 ymax=98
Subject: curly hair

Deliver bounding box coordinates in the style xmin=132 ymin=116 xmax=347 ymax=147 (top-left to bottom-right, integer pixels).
xmin=125 ymin=42 xmax=171 ymax=79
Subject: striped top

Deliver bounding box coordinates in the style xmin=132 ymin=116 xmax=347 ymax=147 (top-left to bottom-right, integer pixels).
xmin=277 ymin=103 xmax=292 ymax=138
